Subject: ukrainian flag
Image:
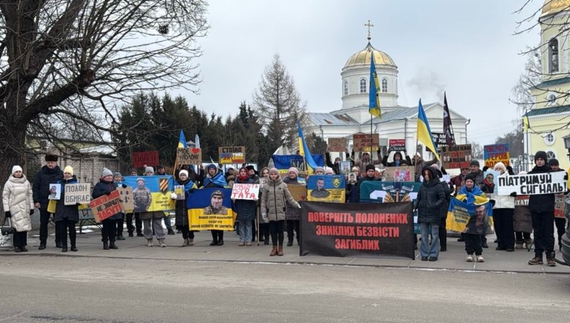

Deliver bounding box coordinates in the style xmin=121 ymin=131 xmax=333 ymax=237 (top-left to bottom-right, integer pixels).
xmin=417 ymin=99 xmax=440 ymax=161
xmin=523 ymin=115 xmax=529 ymax=132
xmin=297 ymin=122 xmax=318 ymax=174
xmin=369 ymin=53 xmax=381 ymax=118
xmin=178 ymin=130 xmax=187 ymax=149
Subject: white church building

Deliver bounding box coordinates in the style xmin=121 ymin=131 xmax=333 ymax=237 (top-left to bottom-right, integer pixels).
xmin=305 ymin=35 xmax=469 ymax=162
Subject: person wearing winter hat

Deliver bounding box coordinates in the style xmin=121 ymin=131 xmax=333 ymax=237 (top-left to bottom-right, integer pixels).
xmin=492 ymin=162 xmax=516 ymax=252
xmin=324 ymin=167 xmax=335 ymax=175
xmin=139 ymin=168 xmax=167 ymax=247
xmin=113 ymin=172 xmax=128 ymax=241
xmin=314 ymin=167 xmax=325 ymax=175
xmin=283 ymin=167 xmax=302 ymax=246
xmin=415 ymin=166 xmax=446 ymax=261
xmin=351 ymin=164 xmax=380 ymax=203
xmin=429 ymin=163 xmax=451 ymax=252
xmin=548 ymin=159 xmax=567 ymax=252
xmin=469 ymin=160 xmax=484 ymax=189
xmin=144 ymin=166 xmax=154 ymax=175
xmin=261 ymin=167 xmax=301 ymax=256
xmin=382 ymin=150 xmax=412 ymax=167
xmin=92 ymin=168 xmax=122 ymax=250
xmin=527 ymin=151 xmax=557 ymax=266
xmin=233 ymin=167 xmax=257 ymax=246
xmin=145 ymin=165 xmax=174 ymax=235
xmin=54 ymin=166 xmax=80 ymax=252
xmin=3 ymin=165 xmax=34 ymax=252
xmin=33 ymin=153 xmax=63 ymax=250
xmin=201 ymin=163 xmax=228 ymax=246
xmin=156 ymin=164 xmax=166 ymax=175
xmin=172 ymin=169 xmax=197 ymax=247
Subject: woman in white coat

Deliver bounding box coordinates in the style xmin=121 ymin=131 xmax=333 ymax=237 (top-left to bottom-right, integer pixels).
xmin=2 ymin=165 xmax=34 ymax=252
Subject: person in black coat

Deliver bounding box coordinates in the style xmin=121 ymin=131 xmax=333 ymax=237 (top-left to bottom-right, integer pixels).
xmin=414 ymin=166 xmax=445 ymax=261
xmin=382 ymin=150 xmax=412 ymax=167
xmin=54 ymin=166 xmax=80 ymax=252
xmin=233 ymin=167 xmax=257 ymax=246
xmin=352 ymin=164 xmax=379 ymax=203
xmin=430 ymin=164 xmax=451 ymax=252
xmin=172 ymin=169 xmax=196 ymax=247
xmin=527 ymin=151 xmax=556 ymax=267
xmin=92 ymin=168 xmax=122 ymax=250
xmin=33 ymin=153 xmax=63 ymax=250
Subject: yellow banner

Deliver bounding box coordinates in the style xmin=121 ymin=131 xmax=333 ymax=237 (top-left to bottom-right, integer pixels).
xmin=189 ymin=208 xmax=236 ymax=231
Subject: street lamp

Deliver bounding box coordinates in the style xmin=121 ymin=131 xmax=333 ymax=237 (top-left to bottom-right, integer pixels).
xmin=563 ymin=133 xmax=570 ymax=160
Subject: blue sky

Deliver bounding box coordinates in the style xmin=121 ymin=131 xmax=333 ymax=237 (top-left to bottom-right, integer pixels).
xmin=176 ymin=0 xmax=542 ymax=146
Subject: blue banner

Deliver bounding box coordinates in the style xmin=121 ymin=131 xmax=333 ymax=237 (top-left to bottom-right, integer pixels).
xmin=187 ymin=188 xmax=236 ymax=231
xmin=123 ymin=176 xmax=175 ymax=212
xmin=272 ymin=154 xmax=324 ymax=172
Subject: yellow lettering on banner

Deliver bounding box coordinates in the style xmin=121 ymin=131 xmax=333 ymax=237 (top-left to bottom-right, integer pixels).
xmin=189 ymin=209 xmax=237 ymax=231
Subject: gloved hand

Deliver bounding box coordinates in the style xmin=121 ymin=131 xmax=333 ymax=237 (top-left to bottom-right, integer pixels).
xmin=122 ymin=184 xmax=127 ymax=188
xmin=298 ymin=204 xmax=302 ymax=209
xmin=510 ymin=192 xmax=517 ymax=197
xmin=29 ymin=210 xmax=34 ymax=215
xmin=262 ymin=213 xmax=269 ymax=223
xmin=5 ymin=211 xmax=11 ymax=218
xmin=170 ymin=193 xmax=177 ymax=200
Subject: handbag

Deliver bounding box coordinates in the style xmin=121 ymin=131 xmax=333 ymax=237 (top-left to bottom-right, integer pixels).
xmin=1 ymin=217 xmax=13 ymax=236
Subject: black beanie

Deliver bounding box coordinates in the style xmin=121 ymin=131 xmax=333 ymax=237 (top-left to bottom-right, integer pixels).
xmin=465 ymin=173 xmax=477 ymax=183
xmin=45 ymin=154 xmax=58 ymax=162
xmin=548 ymin=158 xmax=559 ymax=166
xmin=365 ymin=164 xmax=375 ymax=172
xmin=535 ymin=151 xmax=547 ymax=163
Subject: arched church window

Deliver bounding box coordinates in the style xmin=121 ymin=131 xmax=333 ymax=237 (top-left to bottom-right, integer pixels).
xmin=359 ymin=78 xmax=367 ymax=93
xmin=381 ymin=78 xmax=388 ymax=93
xmin=343 ymin=80 xmax=348 ymax=96
xmin=549 ymin=38 xmax=559 ymax=73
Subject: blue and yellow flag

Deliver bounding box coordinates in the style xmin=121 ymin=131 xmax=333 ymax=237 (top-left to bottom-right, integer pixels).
xmin=178 ymin=130 xmax=187 ymax=149
xmin=417 ymin=99 xmax=439 ymax=161
xmin=522 ymin=114 xmax=529 ymax=132
xmin=369 ymin=53 xmax=381 ymax=118
xmin=297 ymin=122 xmax=318 ymax=174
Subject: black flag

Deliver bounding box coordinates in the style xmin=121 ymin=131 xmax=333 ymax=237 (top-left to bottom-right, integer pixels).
xmin=443 ymin=92 xmax=455 ymax=147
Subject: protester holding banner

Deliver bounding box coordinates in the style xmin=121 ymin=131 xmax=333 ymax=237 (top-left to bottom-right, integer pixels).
xmin=527 ymin=151 xmax=557 ymax=267
xmin=548 ymin=159 xmax=567 ymax=251
xmin=172 ymin=170 xmax=197 ymax=247
xmin=352 ymin=165 xmax=379 ymax=203
xmin=513 ymin=172 xmax=533 ymax=249
xmin=203 ymin=163 xmax=228 ymax=246
xmin=415 ymin=166 xmax=446 ymax=261
xmin=139 ymin=168 xmax=167 ymax=248
xmin=2 ymin=165 xmax=34 ymax=253
xmin=283 ymin=167 xmax=302 ymax=247
xmin=325 ymin=152 xmax=342 ymax=175
xmin=382 ymin=151 xmax=412 ymax=167
xmin=53 ymin=166 xmax=80 ymax=252
xmin=233 ymin=167 xmax=257 ymax=246
xmin=113 ymin=172 xmax=127 ymax=241
xmin=33 ymin=153 xmax=63 ymax=250
xmin=352 ymin=150 xmax=381 ymax=176
xmin=430 ymin=164 xmax=451 ymax=252
xmin=92 ymin=168 xmax=122 ymax=250
xmin=261 ymin=168 xmax=301 ymax=256
xmin=490 ymin=162 xmax=516 ymax=252
xmin=153 ymin=166 xmax=175 ymax=236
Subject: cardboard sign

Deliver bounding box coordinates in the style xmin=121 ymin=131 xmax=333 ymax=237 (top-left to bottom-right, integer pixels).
xmin=353 ymin=133 xmax=379 ymax=152
xmin=177 ymin=148 xmax=202 ymax=164
xmin=231 ymin=183 xmax=260 ymax=200
xmin=218 ymin=146 xmax=246 ymax=164
xmin=48 ymin=184 xmax=61 ymax=200
xmin=116 ymin=187 xmax=134 ymax=212
xmin=132 ymin=151 xmax=159 ymax=168
xmin=328 ymin=138 xmax=347 ymax=152
xmin=64 ymin=183 xmax=91 ymax=205
xmin=388 ymin=139 xmax=406 ymax=152
xmin=383 ymin=166 xmax=415 ymax=182
xmin=484 ymin=144 xmax=510 ymax=168
xmin=440 ymin=144 xmax=472 ymax=169
xmin=90 ymin=190 xmax=123 ymax=223
xmin=288 ymin=184 xmax=307 ymax=201
xmin=497 ymin=172 xmax=567 ymax=196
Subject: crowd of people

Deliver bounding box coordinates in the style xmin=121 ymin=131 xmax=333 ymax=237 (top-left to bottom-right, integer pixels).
xmin=1 ymin=148 xmax=567 ymax=266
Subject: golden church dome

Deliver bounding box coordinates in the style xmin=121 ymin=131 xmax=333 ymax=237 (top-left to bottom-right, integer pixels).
xmin=344 ymin=42 xmax=397 ymax=68
xmin=542 ymin=0 xmax=570 ymax=16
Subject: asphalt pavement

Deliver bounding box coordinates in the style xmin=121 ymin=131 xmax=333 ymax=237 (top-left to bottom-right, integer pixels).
xmin=2 ymin=226 xmax=568 ymax=275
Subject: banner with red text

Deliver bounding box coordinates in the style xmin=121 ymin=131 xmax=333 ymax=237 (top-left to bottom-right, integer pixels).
xmin=300 ymin=201 xmax=414 ymax=259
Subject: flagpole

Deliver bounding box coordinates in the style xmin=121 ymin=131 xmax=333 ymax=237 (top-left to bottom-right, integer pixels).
xmin=370 ymin=115 xmax=373 ymax=159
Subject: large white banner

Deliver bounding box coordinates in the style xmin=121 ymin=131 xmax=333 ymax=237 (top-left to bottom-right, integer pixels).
xmin=498 ymin=172 xmax=567 ymax=196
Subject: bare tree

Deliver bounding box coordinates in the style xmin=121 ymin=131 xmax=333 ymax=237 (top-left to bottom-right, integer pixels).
xmin=0 ymin=0 xmax=208 ymax=188
xmin=252 ymin=54 xmax=306 ymax=152
xmin=510 ymin=48 xmax=542 ymax=115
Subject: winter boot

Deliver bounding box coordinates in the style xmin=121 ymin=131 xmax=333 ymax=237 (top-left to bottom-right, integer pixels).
xmin=109 ymin=240 xmax=118 ymax=249
xmin=528 ymin=255 xmax=543 ymax=265
xmin=147 ymin=239 xmax=154 ymax=247
xmin=270 ymin=246 xmax=278 ymax=256
xmin=287 ymin=238 xmax=293 ymax=247
xmin=70 ymin=245 xmax=78 ymax=252
xmin=159 ymin=239 xmax=166 ymax=248
xmin=547 ymin=252 xmax=556 ymax=267
xmin=103 ymin=240 xmax=109 ymax=250
xmin=188 ymin=239 xmax=194 ymax=246
xmin=38 ymin=242 xmax=46 ymax=250
xmin=182 ymin=238 xmax=189 ymax=247
xmin=278 ymin=245 xmax=284 ymax=256
xmin=62 ymin=245 xmax=68 ymax=252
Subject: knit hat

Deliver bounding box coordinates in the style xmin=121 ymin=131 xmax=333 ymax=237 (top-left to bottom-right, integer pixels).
xmin=11 ymin=165 xmax=22 ymax=175
xmin=470 ymin=160 xmax=480 ymax=167
xmin=269 ymin=167 xmax=279 ymax=175
xmin=325 ymin=167 xmax=335 ymax=175
xmin=365 ymin=164 xmax=375 ymax=172
xmin=101 ymin=168 xmax=113 ymax=177
xmin=45 ymin=154 xmax=58 ymax=162
xmin=535 ymin=151 xmax=547 ymax=162
xmin=465 ymin=173 xmax=477 ymax=183
xmin=494 ymin=162 xmax=506 ymax=172
xmin=157 ymin=164 xmax=164 ymax=169
xmin=548 ymin=158 xmax=559 ymax=166
xmin=144 ymin=166 xmax=154 ymax=174
xmin=136 ymin=177 xmax=145 ymax=183
xmin=64 ymin=166 xmax=74 ymax=175
xmin=315 ymin=166 xmax=325 ymax=174
xmin=211 ymin=190 xmax=223 ymax=198
xmin=288 ymin=167 xmax=299 ymax=176
xmin=113 ymin=171 xmax=122 ymax=177
xmin=246 ymin=165 xmax=255 ymax=171
xmin=179 ymin=170 xmax=189 ymax=177
xmin=207 ymin=164 xmax=217 ymax=170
